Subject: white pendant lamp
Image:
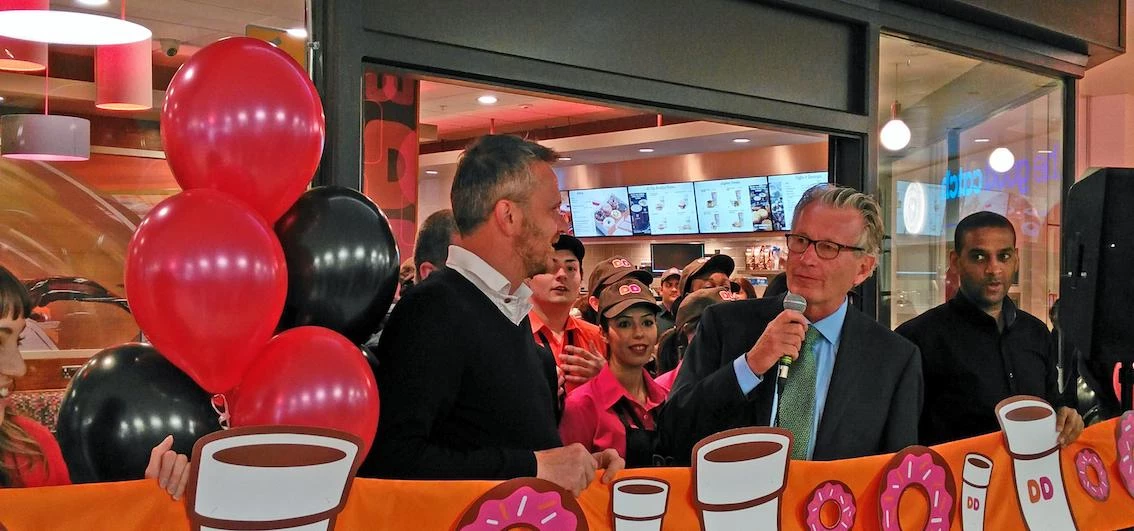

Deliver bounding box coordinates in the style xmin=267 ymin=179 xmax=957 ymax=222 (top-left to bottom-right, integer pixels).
xmin=1 ymin=50 xmax=90 ymax=161
xmin=988 ymin=147 xmax=1015 ymax=173
xmin=880 ymin=63 xmax=911 ymax=151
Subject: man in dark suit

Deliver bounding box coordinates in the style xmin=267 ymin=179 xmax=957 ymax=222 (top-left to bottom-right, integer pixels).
xmin=660 ymin=184 xmax=922 ymax=463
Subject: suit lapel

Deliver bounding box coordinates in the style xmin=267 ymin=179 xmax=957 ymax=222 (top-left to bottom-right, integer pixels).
xmin=812 ymin=308 xmax=868 ymax=456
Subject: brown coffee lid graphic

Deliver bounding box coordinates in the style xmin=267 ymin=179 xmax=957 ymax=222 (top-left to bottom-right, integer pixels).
xmin=877 ymin=446 xmax=956 ymax=530
xmin=454 ymin=477 xmax=587 ymax=531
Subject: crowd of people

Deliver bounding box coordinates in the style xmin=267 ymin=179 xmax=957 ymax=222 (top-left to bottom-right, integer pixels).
xmin=0 ymin=133 xmax=1093 ymax=498
xmin=356 ymin=133 xmax=1087 ymax=495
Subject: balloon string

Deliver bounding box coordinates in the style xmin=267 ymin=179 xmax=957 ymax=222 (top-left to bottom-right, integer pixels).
xmin=211 ymin=393 xmax=231 ymax=430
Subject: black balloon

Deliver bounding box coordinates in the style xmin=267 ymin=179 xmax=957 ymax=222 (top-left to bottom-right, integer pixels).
xmin=56 ymin=343 xmax=222 ymax=483
xmin=275 ymin=186 xmax=399 ymax=344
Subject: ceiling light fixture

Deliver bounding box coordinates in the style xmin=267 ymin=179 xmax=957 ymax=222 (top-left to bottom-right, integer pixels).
xmin=973 ymin=138 xmax=991 ymax=143
xmin=0 ymin=9 xmax=152 ymax=45
xmin=477 ymin=95 xmax=497 ymax=105
xmin=638 ymin=148 xmax=655 ymax=153
xmin=0 ymin=0 xmax=48 ymax=72
xmin=880 ymin=63 xmax=911 ymax=151
xmin=558 ymin=156 xmax=572 ymax=161
xmin=988 ymin=147 xmax=1015 ymax=173
xmin=94 ymin=0 xmax=152 ymax=110
xmin=2 ymin=51 xmax=90 ymax=161
xmin=732 ymin=138 xmax=751 ymax=144
xmin=425 ymin=170 xmax=438 ymax=175
xmin=285 ymin=28 xmax=308 ymax=38
xmin=1038 ymin=150 xmax=1054 ymax=154
xmin=76 ymin=0 xmax=109 ymax=5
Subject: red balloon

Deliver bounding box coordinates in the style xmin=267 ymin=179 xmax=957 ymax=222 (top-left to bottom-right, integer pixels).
xmin=125 ymin=189 xmax=287 ymax=393
xmin=230 ymin=327 xmax=379 ymax=456
xmin=161 ymin=37 xmax=325 ymax=223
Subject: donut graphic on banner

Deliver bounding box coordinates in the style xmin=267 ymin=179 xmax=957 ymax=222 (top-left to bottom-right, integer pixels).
xmin=960 ymin=453 xmax=993 ymax=531
xmin=877 ymin=446 xmax=956 ymax=531
xmin=802 ymin=480 xmax=857 ymax=531
xmin=610 ymin=477 xmax=670 ymax=531
xmin=1117 ymin=411 xmax=1134 ymax=498
xmin=455 ymin=477 xmax=588 ymax=531
xmin=692 ymin=427 xmax=793 ymax=531
xmin=185 ymin=426 xmax=364 ymax=531
xmin=995 ymin=396 xmax=1077 ymax=530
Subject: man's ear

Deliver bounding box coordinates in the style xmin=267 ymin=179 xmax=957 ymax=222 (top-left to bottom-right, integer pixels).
xmin=589 ymin=295 xmax=600 ymax=312
xmin=417 ymin=262 xmax=437 ymax=283
xmin=493 ymin=199 xmax=523 ymax=237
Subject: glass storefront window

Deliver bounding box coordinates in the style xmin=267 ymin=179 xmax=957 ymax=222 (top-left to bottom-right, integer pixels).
xmin=878 ymin=34 xmax=1064 ymax=328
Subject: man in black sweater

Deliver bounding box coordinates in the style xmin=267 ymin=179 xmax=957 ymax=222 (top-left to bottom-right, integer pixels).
xmin=896 ymin=211 xmax=1084 ymax=446
xmin=361 ymin=135 xmax=623 ymax=495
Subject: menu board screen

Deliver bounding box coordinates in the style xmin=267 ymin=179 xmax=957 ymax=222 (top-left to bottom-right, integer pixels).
xmin=568 ymin=187 xmax=632 ymax=237
xmin=625 ymin=182 xmax=697 ymax=235
xmin=767 ymin=172 xmax=828 ymax=230
xmin=559 ymin=190 xmax=573 ymax=236
xmin=693 ymin=176 xmax=773 ymax=234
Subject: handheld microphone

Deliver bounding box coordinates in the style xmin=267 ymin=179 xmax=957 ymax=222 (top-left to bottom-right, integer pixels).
xmin=778 ymin=292 xmax=808 ymax=382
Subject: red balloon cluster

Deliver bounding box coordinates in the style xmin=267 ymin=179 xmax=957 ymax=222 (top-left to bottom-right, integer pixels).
xmin=126 ymin=37 xmax=379 ymax=453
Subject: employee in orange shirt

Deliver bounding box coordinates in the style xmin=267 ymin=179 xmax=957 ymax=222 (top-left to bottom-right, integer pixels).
xmin=528 ymin=235 xmax=606 ymax=393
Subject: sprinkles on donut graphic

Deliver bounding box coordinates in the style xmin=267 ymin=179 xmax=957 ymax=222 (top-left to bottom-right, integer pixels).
xmin=877 ymin=446 xmax=956 ymax=531
xmin=1075 ymin=448 xmax=1110 ymax=502
xmin=1118 ymin=411 xmax=1134 ymax=498
xmin=455 ymin=478 xmax=588 ymax=531
xmin=804 ymin=480 xmax=856 ymax=531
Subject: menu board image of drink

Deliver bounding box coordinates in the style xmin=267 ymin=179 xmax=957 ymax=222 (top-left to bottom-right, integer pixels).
xmin=767 ymin=172 xmax=828 ymax=230
xmin=626 ymin=183 xmax=697 ymax=235
xmin=568 ymin=187 xmax=633 ymax=237
xmin=694 ymin=177 xmax=769 ymax=234
xmin=559 ymin=190 xmax=573 ymax=235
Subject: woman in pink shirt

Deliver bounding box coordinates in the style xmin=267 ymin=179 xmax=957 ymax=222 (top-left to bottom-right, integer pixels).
xmin=559 ymin=278 xmax=667 ymax=467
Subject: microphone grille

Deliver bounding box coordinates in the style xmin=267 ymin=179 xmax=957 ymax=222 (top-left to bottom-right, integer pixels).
xmin=783 ymin=292 xmax=807 ymax=313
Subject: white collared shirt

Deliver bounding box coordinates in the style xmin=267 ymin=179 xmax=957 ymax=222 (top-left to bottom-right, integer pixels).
xmin=445 ymin=245 xmax=533 ymax=325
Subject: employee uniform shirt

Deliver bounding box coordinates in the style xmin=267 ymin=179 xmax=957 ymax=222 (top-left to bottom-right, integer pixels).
xmin=896 ymin=292 xmax=1060 ymax=446
xmin=559 ymin=365 xmax=668 ymax=459
xmin=529 ymin=311 xmax=606 ymax=393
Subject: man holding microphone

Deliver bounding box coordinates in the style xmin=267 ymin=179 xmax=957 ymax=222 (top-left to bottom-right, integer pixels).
xmin=659 ymin=184 xmax=922 ymax=462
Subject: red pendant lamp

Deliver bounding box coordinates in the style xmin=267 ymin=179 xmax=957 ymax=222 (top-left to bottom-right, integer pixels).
xmin=0 ymin=0 xmax=47 ymax=72
xmin=95 ymin=0 xmax=151 ymax=110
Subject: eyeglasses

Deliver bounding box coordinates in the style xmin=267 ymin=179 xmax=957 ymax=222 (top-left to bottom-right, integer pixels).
xmin=785 ymin=233 xmax=866 ymax=260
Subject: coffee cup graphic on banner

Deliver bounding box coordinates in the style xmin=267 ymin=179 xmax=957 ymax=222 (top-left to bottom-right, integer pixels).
xmin=692 ymin=427 xmax=792 ymax=531
xmin=610 ymin=478 xmax=670 ymax=531
xmin=185 ymin=426 xmax=364 ymax=531
xmin=996 ymin=396 xmax=1077 ymax=531
xmin=960 ymin=453 xmax=994 ymax=531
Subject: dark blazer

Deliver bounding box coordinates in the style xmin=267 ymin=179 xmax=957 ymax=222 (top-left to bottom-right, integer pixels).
xmin=658 ymin=294 xmax=923 ymax=464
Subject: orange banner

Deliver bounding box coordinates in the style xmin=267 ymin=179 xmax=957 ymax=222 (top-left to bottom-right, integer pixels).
xmin=0 ymin=419 xmax=1131 ymax=530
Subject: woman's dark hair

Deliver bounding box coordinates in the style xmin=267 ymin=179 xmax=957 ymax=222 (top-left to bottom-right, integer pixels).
xmin=0 ymin=265 xmax=32 ymax=321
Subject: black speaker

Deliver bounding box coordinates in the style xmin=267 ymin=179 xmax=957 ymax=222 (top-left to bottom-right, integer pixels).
xmin=1060 ymin=167 xmax=1134 ymax=365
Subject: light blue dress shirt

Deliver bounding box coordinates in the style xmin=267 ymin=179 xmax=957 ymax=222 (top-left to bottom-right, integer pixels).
xmin=731 ymin=297 xmax=849 ymax=459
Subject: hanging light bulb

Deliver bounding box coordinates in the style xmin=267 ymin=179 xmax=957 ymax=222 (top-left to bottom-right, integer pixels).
xmin=881 ymin=101 xmax=911 ymax=151
xmin=988 ymin=147 xmax=1015 ymax=172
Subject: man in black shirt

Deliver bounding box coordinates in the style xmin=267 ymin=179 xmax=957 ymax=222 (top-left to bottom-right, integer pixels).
xmin=896 ymin=211 xmax=1084 ymax=446
xmin=362 ymin=135 xmax=623 ymax=494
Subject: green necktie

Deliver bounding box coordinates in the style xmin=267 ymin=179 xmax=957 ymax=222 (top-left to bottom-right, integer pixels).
xmin=778 ymin=326 xmax=821 ymax=460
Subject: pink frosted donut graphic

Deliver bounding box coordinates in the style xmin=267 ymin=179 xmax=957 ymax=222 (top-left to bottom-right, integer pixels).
xmin=1118 ymin=411 xmax=1134 ymax=498
xmin=1075 ymin=448 xmax=1110 ymax=502
xmin=804 ymin=480 xmax=856 ymax=531
xmin=877 ymin=447 xmax=956 ymax=531
xmin=456 ymin=478 xmax=587 ymax=531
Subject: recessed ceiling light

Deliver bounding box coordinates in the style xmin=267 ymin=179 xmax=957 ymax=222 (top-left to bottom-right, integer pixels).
xmin=558 ymin=157 xmax=572 ymax=161
xmin=285 ymin=28 xmax=308 ymax=38
xmin=732 ymin=138 xmax=751 ymax=143
xmin=973 ymin=138 xmax=990 ymax=143
xmin=425 ymin=170 xmax=438 ymax=175
xmin=76 ymin=0 xmax=110 ymax=5
xmin=477 ymin=95 xmax=498 ymax=105
xmin=1038 ymin=150 xmax=1054 ymax=154
xmin=638 ymin=148 xmax=655 ymax=153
